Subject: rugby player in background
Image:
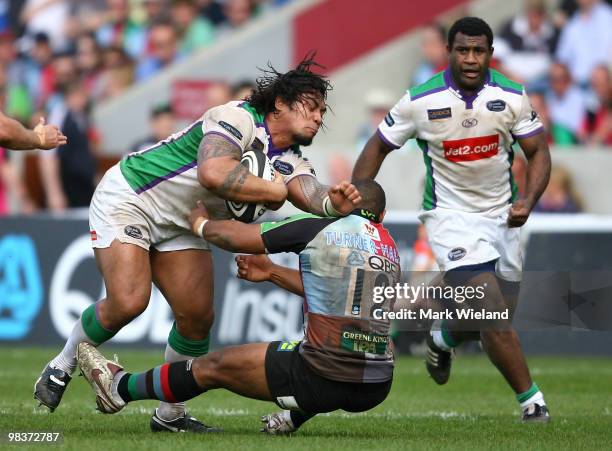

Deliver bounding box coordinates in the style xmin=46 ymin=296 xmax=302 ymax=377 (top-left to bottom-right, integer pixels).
xmin=34 ymin=56 xmax=361 ymax=432
xmin=77 ymin=180 xmax=399 ymax=435
xmin=353 ymin=17 xmax=551 ymax=422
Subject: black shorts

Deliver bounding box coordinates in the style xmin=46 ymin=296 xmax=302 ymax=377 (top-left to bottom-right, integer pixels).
xmin=265 ymin=341 xmax=392 ymax=414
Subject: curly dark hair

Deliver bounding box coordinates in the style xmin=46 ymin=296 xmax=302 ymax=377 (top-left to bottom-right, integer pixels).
xmin=448 ymin=17 xmax=493 ymax=49
xmin=246 ymin=52 xmax=332 ymax=117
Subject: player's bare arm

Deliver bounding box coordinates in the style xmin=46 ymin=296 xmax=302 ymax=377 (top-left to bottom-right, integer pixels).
xmin=287 ymin=175 xmax=362 ymax=216
xmin=508 ymin=131 xmax=551 ymax=228
xmin=189 ymin=200 xmax=265 ymax=253
xmin=0 ymin=114 xmax=67 ymax=150
xmin=236 ymin=254 xmax=305 ymax=296
xmin=197 ymin=133 xmax=287 ymax=204
xmin=352 ymin=133 xmax=394 ymax=181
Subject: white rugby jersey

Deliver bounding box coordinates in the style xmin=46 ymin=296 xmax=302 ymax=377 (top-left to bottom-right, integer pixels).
xmin=378 ymin=69 xmax=543 ymax=215
xmin=117 ymin=101 xmax=316 ymax=230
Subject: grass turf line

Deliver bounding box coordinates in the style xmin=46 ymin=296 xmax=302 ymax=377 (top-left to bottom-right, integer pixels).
xmin=0 ymin=346 xmax=611 ymax=450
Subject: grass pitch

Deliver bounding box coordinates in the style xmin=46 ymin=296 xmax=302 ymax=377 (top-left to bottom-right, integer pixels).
xmin=0 ymin=346 xmax=610 ymax=450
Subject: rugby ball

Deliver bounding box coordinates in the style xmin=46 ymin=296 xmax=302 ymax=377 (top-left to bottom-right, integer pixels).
xmin=225 ymin=150 xmax=275 ymax=223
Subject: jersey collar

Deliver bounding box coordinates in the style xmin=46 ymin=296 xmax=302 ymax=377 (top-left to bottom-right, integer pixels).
xmin=443 ymin=68 xmax=491 ymax=109
xmin=351 ymin=209 xmax=380 ymax=223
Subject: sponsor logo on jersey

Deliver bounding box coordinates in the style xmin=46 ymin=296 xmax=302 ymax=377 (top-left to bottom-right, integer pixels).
xmin=272 ymin=160 xmax=294 ymax=175
xmin=368 ymin=255 xmax=398 ymax=274
xmin=462 ymin=118 xmax=478 ymax=128
xmin=530 ymin=110 xmax=538 ymax=122
xmin=448 ymin=247 xmax=467 ymax=261
xmin=218 ymin=121 xmax=243 ymax=140
xmin=384 ymin=112 xmax=395 ymax=127
xmin=363 ymin=223 xmax=381 ymax=240
xmin=427 ymin=107 xmax=452 ymax=120
xmin=124 ymin=225 xmax=143 ymax=240
xmin=486 ymin=100 xmax=506 ymax=112
xmin=347 ymin=250 xmax=365 ymax=266
xmin=442 ymin=134 xmax=499 ymax=163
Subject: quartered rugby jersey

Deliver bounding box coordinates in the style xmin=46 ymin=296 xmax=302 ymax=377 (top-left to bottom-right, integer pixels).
xmin=378 ymin=69 xmax=544 ymax=215
xmin=117 ymin=101 xmax=316 ymax=229
xmin=260 ymin=210 xmax=401 ymax=384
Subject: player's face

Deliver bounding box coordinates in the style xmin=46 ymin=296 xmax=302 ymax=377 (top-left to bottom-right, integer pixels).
xmin=448 ymin=33 xmax=492 ymax=92
xmin=285 ymin=94 xmax=326 ymax=146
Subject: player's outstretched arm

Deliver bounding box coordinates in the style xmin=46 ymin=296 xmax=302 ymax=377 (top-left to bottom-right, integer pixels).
xmin=190 ymin=201 xmax=266 ymax=253
xmin=352 ymin=133 xmax=393 ymax=181
xmin=287 ymin=176 xmax=362 ymax=216
xmin=509 ymin=131 xmax=551 ymax=227
xmin=235 ymin=255 xmax=305 ymax=297
xmin=197 ymin=133 xmax=287 ymax=204
xmin=0 ymin=114 xmax=67 ymax=150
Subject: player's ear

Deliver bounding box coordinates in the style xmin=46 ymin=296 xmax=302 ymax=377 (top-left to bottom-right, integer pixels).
xmin=275 ymin=97 xmax=288 ymax=113
xmin=379 ymin=209 xmax=386 ymax=222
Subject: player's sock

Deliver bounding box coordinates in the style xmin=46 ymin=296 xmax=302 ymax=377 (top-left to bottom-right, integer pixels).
xmin=157 ymin=323 xmax=210 ymax=421
xmin=116 ymin=360 xmax=204 ymax=403
xmin=431 ymin=320 xmax=457 ymax=351
xmin=48 ymin=303 xmax=118 ymax=375
xmin=516 ymin=382 xmax=546 ymax=408
xmin=289 ymin=410 xmax=315 ymax=428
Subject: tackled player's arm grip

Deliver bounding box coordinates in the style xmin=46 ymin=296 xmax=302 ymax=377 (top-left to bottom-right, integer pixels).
xmin=202 ymin=220 xmax=266 ymax=254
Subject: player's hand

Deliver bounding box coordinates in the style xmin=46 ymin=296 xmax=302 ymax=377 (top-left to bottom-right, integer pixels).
xmin=189 ymin=200 xmax=210 ymax=235
xmin=507 ymin=199 xmax=533 ymax=228
xmin=328 ymin=181 xmax=362 ymax=215
xmin=235 ymin=254 xmax=274 ymax=282
xmin=34 ymin=117 xmax=68 ymax=150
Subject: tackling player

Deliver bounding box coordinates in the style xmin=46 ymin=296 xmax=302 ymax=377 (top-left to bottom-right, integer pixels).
xmin=76 ymin=180 xmax=399 ymax=434
xmin=34 ymin=56 xmax=361 ymax=432
xmin=353 ymin=17 xmax=551 ymax=422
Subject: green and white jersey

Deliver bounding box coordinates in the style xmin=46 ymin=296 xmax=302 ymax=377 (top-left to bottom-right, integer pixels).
xmin=378 ymin=69 xmax=543 ymax=215
xmin=118 ymin=101 xmax=316 ymax=231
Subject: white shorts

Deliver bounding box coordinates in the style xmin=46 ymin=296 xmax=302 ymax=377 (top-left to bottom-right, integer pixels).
xmin=418 ymin=207 xmax=522 ymax=282
xmin=89 ymin=165 xmax=210 ymax=252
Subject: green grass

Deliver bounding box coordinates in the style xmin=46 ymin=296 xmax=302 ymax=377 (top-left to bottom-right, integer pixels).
xmin=0 ymin=346 xmax=611 ymax=450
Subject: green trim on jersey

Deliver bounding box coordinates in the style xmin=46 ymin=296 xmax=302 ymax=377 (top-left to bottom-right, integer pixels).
xmin=409 ymin=71 xmax=445 ymax=99
xmin=120 ymin=121 xmax=203 ymax=193
xmin=240 ymin=102 xmax=265 ymax=125
xmin=260 ymin=213 xmax=322 ymax=234
xmin=417 ymin=138 xmax=436 ymax=210
xmin=489 ymin=69 xmax=523 ymax=93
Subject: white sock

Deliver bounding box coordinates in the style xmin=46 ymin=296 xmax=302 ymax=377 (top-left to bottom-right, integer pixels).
xmin=48 ymin=320 xmax=92 ymax=375
xmin=520 ymin=390 xmax=546 ymax=409
xmin=156 ymin=344 xmax=190 ymax=421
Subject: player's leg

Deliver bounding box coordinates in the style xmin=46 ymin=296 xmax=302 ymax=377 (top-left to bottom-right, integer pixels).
xmin=148 ymin=247 xmax=216 ymax=432
xmin=76 ymin=342 xmax=272 ymax=411
xmin=35 ymin=241 xmax=151 ymax=411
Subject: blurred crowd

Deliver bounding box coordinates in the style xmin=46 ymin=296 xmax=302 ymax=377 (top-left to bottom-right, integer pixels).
xmin=0 ymin=0 xmax=286 ymax=213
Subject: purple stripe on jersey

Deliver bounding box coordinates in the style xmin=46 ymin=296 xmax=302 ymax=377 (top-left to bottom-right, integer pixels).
xmin=135 ymin=160 xmax=197 ymax=194
xmin=376 ymin=128 xmax=401 ymax=149
xmin=203 ymin=130 xmax=241 ymax=148
xmin=512 ymin=127 xmax=545 ymax=140
xmin=411 ymin=85 xmax=447 ymax=101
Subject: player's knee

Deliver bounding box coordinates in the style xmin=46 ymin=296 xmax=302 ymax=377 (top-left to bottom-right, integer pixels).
xmin=174 ymin=308 xmax=214 ymax=340
xmin=193 ymin=351 xmax=224 ymax=389
xmin=108 ymin=287 xmax=151 ymax=321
